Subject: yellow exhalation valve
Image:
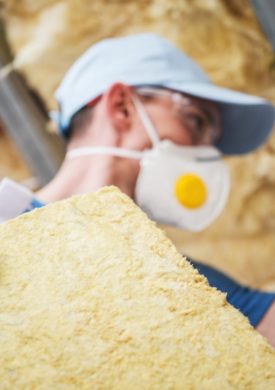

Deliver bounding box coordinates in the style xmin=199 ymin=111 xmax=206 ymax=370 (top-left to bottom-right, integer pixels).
xmin=174 ymin=173 xmax=207 ymax=209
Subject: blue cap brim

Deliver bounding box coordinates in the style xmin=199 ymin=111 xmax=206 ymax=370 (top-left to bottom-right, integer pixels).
xmin=166 ymin=82 xmax=275 ymax=154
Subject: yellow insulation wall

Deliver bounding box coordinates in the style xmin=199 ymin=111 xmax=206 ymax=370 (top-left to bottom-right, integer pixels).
xmin=0 ymin=126 xmax=30 ymax=180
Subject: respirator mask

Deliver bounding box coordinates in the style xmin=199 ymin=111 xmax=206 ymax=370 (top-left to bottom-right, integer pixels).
xmin=66 ymin=92 xmax=230 ymax=232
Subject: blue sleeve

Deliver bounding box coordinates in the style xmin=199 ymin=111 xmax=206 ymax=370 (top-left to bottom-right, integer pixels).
xmin=24 ymin=198 xmax=45 ymax=213
xmin=30 ymin=198 xmax=45 ymax=209
xmin=189 ymin=259 xmax=275 ymax=327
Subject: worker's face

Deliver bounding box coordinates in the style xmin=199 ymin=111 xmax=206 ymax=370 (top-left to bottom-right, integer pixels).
xmin=132 ymin=88 xmax=221 ymax=150
xmin=69 ymin=83 xmax=221 ymax=198
xmin=98 ymin=83 xmax=221 ymax=153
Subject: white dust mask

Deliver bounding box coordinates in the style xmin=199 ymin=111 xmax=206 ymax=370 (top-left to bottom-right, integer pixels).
xmin=66 ymin=96 xmax=230 ymax=232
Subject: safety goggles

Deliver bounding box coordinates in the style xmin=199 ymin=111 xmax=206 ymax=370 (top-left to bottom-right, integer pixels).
xmin=136 ymin=87 xmax=221 ymax=146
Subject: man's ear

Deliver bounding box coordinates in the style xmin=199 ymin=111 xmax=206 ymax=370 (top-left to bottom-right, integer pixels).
xmin=104 ymin=83 xmax=134 ymax=132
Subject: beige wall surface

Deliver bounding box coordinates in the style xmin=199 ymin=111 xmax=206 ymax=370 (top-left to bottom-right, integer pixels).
xmin=1 ymin=0 xmax=275 ymax=289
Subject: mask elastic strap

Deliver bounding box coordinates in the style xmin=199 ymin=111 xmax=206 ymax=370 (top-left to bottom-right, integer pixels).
xmin=66 ymin=146 xmax=143 ymax=160
xmin=132 ymin=95 xmax=160 ymax=147
xmin=66 ymin=95 xmax=160 ymax=161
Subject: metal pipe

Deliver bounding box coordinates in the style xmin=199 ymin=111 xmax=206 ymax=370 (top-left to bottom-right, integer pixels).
xmin=0 ymin=21 xmax=65 ymax=186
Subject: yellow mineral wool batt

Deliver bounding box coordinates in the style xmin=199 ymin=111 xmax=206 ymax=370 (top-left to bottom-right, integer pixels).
xmin=0 ymin=187 xmax=274 ymax=389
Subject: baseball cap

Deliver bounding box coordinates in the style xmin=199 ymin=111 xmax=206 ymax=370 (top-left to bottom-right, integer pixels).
xmin=54 ymin=33 xmax=275 ymax=154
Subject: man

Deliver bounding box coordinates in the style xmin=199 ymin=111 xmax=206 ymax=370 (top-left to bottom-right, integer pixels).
xmin=3 ymin=34 xmax=275 ymax=344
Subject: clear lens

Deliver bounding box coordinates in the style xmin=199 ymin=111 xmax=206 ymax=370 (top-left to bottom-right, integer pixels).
xmin=136 ymin=87 xmax=220 ymax=146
